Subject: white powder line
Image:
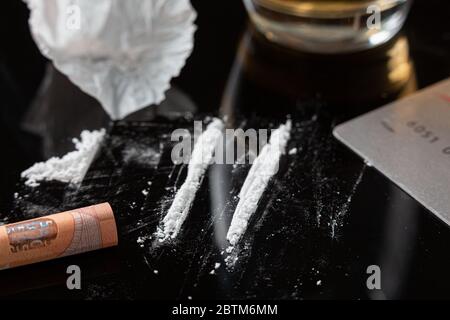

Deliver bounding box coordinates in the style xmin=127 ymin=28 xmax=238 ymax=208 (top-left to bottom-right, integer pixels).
xmin=157 ymin=118 xmax=224 ymax=241
xmin=331 ymin=162 xmax=367 ymax=238
xmin=21 ymin=129 xmax=106 ymax=187
xmin=226 ymin=120 xmax=292 ymax=247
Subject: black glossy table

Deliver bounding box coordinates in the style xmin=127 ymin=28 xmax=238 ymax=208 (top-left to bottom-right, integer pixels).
xmin=0 ymin=0 xmax=449 ymax=300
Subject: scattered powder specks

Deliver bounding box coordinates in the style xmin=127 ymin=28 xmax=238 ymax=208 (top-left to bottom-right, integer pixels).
xmin=316 ymin=280 xmax=322 ymax=286
xmin=289 ymin=148 xmax=298 ymax=155
xmin=137 ymin=237 xmax=145 ymax=248
xmin=225 ymin=254 xmax=238 ymax=266
xmin=226 ymin=120 xmax=292 ymax=247
xmin=331 ymin=163 xmax=366 ymax=238
xmin=137 ymin=237 xmax=145 ymax=243
xmin=21 ymin=129 xmax=105 ymax=187
xmin=137 ymin=235 xmax=152 ymax=248
xmin=142 ymin=190 xmax=149 ymax=196
xmin=364 ymin=160 xmax=373 ymax=167
xmin=123 ymin=144 xmax=161 ymax=167
xmin=157 ymin=119 xmax=224 ymax=241
xmin=215 ymin=262 xmax=221 ymax=269
xmin=153 ymin=270 xmax=159 ymax=275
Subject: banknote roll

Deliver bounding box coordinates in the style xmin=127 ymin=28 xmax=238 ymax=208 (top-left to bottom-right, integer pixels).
xmin=0 ymin=203 xmax=118 ymax=270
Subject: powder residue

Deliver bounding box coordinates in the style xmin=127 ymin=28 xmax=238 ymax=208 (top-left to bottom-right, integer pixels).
xmin=330 ymin=163 xmax=366 ymax=238
xmin=226 ymin=120 xmax=292 ymax=247
xmin=21 ymin=129 xmax=106 ymax=187
xmin=122 ymin=143 xmax=161 ymax=167
xmin=137 ymin=237 xmax=145 ymax=248
xmin=157 ymin=118 xmax=224 ymax=241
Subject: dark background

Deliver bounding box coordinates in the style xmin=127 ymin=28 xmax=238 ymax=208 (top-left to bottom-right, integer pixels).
xmin=0 ymin=0 xmax=449 ymax=300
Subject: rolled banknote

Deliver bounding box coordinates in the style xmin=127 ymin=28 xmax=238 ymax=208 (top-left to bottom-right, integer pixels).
xmin=0 ymin=203 xmax=118 ymax=270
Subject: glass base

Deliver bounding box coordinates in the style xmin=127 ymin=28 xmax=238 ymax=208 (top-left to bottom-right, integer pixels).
xmin=244 ymin=0 xmax=412 ymax=53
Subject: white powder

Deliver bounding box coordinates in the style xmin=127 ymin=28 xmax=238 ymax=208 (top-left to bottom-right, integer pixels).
xmin=226 ymin=120 xmax=292 ymax=247
xmin=289 ymin=147 xmax=298 ymax=155
xmin=364 ymin=160 xmax=373 ymax=167
xmin=21 ymin=129 xmax=106 ymax=187
xmin=137 ymin=237 xmax=145 ymax=248
xmin=157 ymin=118 xmax=224 ymax=241
xmin=122 ymin=144 xmax=161 ymax=167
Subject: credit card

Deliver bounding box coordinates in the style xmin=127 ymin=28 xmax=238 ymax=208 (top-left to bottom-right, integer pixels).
xmin=334 ymin=78 xmax=450 ymax=226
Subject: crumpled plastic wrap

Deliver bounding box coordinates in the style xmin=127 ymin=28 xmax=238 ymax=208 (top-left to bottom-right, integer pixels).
xmin=25 ymin=0 xmax=197 ymax=120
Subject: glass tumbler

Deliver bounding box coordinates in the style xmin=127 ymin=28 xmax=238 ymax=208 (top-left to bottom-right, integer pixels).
xmin=243 ymin=0 xmax=412 ymax=53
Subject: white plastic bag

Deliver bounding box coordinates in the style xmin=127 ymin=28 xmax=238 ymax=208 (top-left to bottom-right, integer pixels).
xmin=25 ymin=0 xmax=197 ymax=120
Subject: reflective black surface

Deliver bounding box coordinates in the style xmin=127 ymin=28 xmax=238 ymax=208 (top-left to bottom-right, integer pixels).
xmin=0 ymin=0 xmax=449 ymax=300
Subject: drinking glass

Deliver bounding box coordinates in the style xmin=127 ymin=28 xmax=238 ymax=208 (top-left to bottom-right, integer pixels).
xmin=243 ymin=0 xmax=412 ymax=53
